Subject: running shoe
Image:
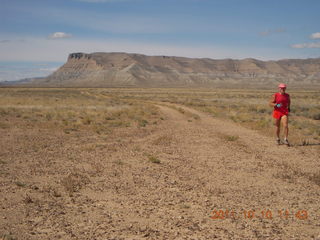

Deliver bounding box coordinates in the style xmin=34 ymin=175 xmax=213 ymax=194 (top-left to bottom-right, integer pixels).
xmin=276 ymin=139 xmax=281 ymax=145
xmin=283 ymin=139 xmax=290 ymax=145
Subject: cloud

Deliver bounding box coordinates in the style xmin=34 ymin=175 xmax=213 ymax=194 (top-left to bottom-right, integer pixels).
xmin=310 ymin=32 xmax=320 ymax=39
xmin=259 ymin=28 xmax=286 ymax=36
xmin=291 ymin=32 xmax=320 ymax=48
xmin=48 ymin=32 xmax=73 ymax=39
xmin=291 ymin=42 xmax=320 ymax=48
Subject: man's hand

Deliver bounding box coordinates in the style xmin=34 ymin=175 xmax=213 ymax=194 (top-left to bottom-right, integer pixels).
xmin=275 ymin=103 xmax=282 ymax=108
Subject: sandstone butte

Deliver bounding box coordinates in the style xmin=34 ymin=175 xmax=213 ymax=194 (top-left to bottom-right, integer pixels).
xmin=11 ymin=52 xmax=320 ymax=88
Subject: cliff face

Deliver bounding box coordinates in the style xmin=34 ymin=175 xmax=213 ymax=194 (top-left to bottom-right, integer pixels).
xmin=34 ymin=52 xmax=320 ymax=87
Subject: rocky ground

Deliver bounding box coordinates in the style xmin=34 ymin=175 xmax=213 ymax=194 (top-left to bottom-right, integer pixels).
xmin=1 ymin=102 xmax=319 ymax=240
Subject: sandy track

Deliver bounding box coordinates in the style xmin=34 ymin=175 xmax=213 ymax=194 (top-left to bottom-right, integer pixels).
xmin=0 ymin=102 xmax=319 ymax=240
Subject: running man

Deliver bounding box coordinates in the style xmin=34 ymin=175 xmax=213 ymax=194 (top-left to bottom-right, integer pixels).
xmin=269 ymin=83 xmax=291 ymax=145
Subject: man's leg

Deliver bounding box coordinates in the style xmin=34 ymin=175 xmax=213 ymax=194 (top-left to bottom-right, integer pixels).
xmin=274 ymin=117 xmax=281 ymax=140
xmin=281 ymin=115 xmax=289 ymax=140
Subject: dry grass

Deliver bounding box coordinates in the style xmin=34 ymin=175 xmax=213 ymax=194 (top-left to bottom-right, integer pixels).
xmin=0 ymin=87 xmax=318 ymax=145
xmin=15 ymin=181 xmax=27 ymax=188
xmin=0 ymin=88 xmax=162 ymax=135
xmin=224 ymin=135 xmax=239 ymax=141
xmin=95 ymin=88 xmax=319 ymax=144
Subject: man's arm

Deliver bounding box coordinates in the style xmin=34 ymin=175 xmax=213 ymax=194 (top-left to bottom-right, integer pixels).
xmin=269 ymin=94 xmax=276 ymax=107
xmin=288 ymin=95 xmax=291 ymax=112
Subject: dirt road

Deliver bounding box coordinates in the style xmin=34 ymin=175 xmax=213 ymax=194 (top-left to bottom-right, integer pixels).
xmin=1 ymin=102 xmax=319 ymax=240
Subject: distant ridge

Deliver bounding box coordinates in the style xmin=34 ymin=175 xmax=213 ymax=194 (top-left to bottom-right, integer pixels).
xmin=11 ymin=52 xmax=320 ymax=88
xmin=0 ymin=77 xmax=45 ymax=86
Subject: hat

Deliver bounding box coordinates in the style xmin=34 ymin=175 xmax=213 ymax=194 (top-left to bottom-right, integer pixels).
xmin=278 ymin=83 xmax=287 ymax=88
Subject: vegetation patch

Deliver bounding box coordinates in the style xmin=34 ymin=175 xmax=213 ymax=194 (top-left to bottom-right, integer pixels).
xmin=15 ymin=181 xmax=27 ymax=187
xmin=225 ymin=135 xmax=239 ymax=141
xmin=148 ymin=155 xmax=161 ymax=164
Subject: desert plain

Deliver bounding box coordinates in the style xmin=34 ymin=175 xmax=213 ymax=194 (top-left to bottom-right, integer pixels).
xmin=0 ymin=87 xmax=319 ymax=240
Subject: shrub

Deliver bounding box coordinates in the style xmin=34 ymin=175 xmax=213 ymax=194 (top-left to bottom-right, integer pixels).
xmin=148 ymin=155 xmax=161 ymax=164
xmin=225 ymin=135 xmax=239 ymax=141
xmin=138 ymin=119 xmax=148 ymax=127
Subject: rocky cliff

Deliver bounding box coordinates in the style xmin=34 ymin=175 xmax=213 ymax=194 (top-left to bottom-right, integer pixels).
xmin=26 ymin=52 xmax=320 ymax=88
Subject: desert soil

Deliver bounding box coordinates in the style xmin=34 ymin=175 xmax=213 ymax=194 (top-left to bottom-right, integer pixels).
xmin=1 ymin=102 xmax=319 ymax=240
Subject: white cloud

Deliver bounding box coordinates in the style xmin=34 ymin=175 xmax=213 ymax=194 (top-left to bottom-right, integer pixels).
xmin=310 ymin=32 xmax=320 ymax=39
xmin=291 ymin=42 xmax=320 ymax=48
xmin=291 ymin=32 xmax=320 ymax=48
xmin=48 ymin=32 xmax=73 ymax=39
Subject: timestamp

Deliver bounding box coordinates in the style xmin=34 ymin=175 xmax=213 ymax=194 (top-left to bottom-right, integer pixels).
xmin=210 ymin=209 xmax=308 ymax=220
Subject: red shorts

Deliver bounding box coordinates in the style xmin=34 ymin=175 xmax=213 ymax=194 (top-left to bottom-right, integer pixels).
xmin=273 ymin=110 xmax=288 ymax=119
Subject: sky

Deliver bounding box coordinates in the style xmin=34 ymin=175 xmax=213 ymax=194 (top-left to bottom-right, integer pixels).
xmin=1 ymin=0 xmax=320 ymax=81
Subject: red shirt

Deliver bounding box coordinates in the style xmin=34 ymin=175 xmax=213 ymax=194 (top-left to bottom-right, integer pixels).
xmin=274 ymin=92 xmax=290 ymax=114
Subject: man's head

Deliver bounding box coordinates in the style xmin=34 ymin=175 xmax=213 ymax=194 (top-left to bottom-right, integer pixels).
xmin=278 ymin=83 xmax=287 ymax=93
